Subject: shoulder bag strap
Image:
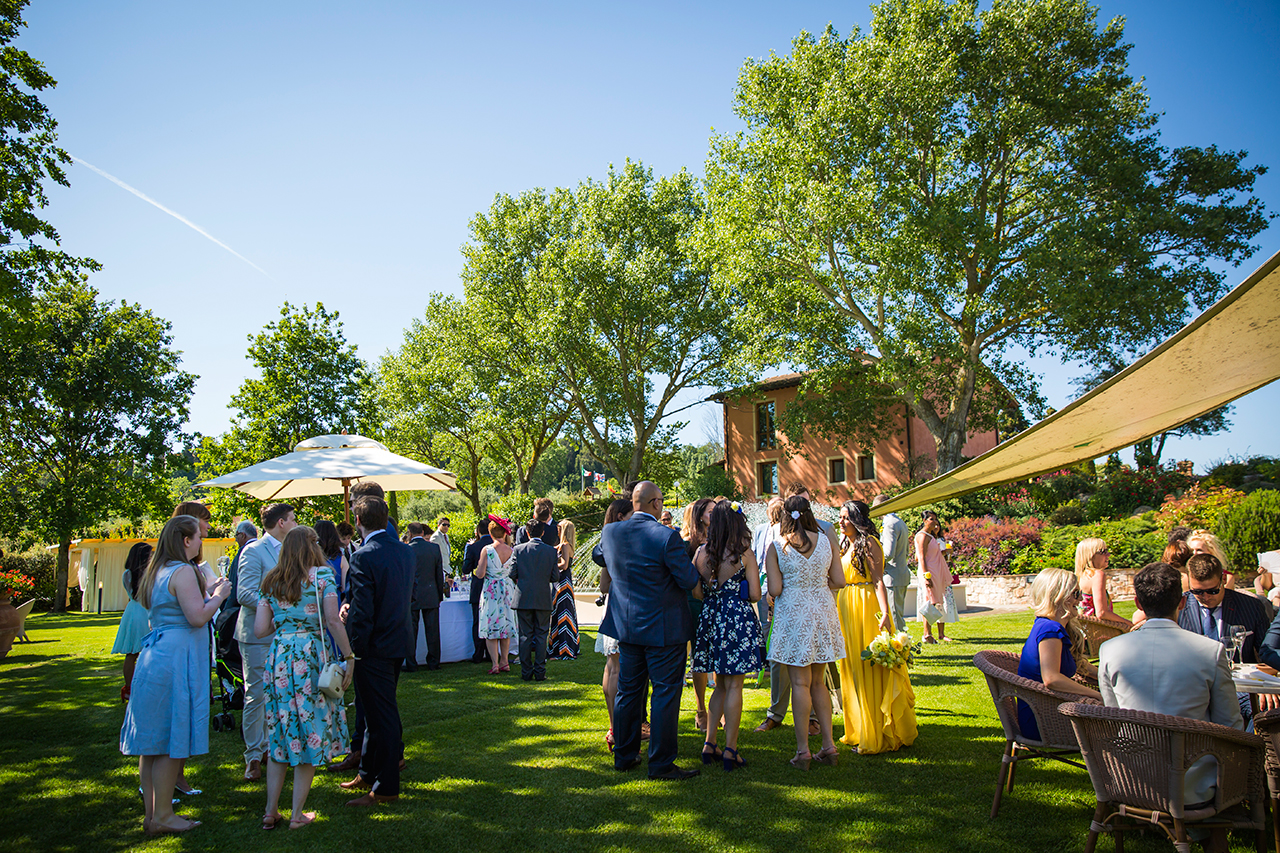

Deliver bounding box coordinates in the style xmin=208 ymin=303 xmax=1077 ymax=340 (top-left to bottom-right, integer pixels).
xmin=314 ymin=571 xmax=329 ymax=669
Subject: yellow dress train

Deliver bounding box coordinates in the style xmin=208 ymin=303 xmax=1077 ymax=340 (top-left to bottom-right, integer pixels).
xmin=837 ymin=551 xmax=918 ymax=753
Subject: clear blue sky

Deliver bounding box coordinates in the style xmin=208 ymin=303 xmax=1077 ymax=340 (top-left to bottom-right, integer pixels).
xmin=19 ymin=0 xmax=1280 ymax=472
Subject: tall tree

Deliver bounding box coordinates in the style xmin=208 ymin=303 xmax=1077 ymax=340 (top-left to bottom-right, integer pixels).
xmin=379 ymin=294 xmax=568 ymax=512
xmin=197 ymin=301 xmax=374 ymax=521
xmin=0 ymin=278 xmax=195 ymax=610
xmin=0 ymin=0 xmax=98 ymax=305
xmin=463 ymin=161 xmax=751 ymax=484
xmin=706 ymin=0 xmax=1271 ymax=473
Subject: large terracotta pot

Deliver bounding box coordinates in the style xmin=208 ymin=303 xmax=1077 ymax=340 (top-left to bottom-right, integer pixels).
xmin=0 ymin=594 xmax=18 ymax=659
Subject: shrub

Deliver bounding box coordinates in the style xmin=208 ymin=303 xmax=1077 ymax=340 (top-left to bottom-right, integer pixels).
xmin=1009 ymin=518 xmax=1166 ymax=574
xmin=1049 ymin=503 xmax=1085 ymax=526
xmin=1154 ymin=484 xmax=1248 ymax=531
xmin=940 ymin=516 xmax=1047 ymax=576
xmin=1027 ymin=468 xmax=1095 ymax=513
xmin=1216 ymin=491 xmax=1280 ymax=571
xmin=0 ymin=542 xmax=57 ymax=607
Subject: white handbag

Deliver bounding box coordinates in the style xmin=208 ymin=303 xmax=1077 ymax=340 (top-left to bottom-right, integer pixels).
xmin=314 ymin=574 xmax=346 ymax=700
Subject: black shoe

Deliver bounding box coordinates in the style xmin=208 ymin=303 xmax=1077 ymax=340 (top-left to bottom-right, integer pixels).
xmin=427 ymin=664 xmax=441 ymax=671
xmin=521 ymin=674 xmax=533 ymax=681
xmin=403 ymin=664 xmax=419 ymax=672
xmin=649 ymin=765 xmax=700 ymax=781
xmin=615 ymin=756 xmax=643 ymax=772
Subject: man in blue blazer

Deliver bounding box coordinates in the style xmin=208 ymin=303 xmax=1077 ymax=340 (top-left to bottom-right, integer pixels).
xmin=340 ymin=496 xmax=414 ymax=806
xmin=600 ymin=481 xmax=701 ymax=780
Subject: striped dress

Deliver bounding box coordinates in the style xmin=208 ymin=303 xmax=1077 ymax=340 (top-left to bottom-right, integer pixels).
xmin=548 ymin=566 xmax=579 ymax=659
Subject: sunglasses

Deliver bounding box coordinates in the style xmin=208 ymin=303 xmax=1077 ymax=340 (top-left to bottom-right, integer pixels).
xmin=1189 ymin=586 xmax=1222 ymax=597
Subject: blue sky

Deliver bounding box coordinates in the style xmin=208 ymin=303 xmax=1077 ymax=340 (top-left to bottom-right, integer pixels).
xmin=19 ymin=0 xmax=1280 ymax=472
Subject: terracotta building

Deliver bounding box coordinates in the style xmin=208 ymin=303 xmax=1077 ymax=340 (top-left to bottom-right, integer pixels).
xmin=714 ymin=373 xmax=1000 ymax=503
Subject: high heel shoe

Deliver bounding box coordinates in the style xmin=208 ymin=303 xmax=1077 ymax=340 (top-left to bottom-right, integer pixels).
xmin=700 ymin=741 xmax=723 ymax=765
xmin=814 ymin=745 xmax=839 ymax=766
xmin=723 ymin=746 xmax=746 ymax=772
xmin=789 ymin=750 xmax=812 ymax=770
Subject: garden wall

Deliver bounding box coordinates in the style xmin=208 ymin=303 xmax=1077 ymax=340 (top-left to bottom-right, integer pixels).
xmin=960 ymin=568 xmax=1138 ymax=609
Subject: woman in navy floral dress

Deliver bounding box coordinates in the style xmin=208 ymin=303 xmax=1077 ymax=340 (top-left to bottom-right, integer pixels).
xmin=691 ymin=501 xmax=763 ymax=771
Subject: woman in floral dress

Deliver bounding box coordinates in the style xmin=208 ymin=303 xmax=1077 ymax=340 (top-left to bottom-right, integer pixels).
xmin=254 ymin=526 xmax=353 ymax=830
xmin=691 ymin=500 xmax=762 ymax=771
xmin=476 ymin=517 xmax=517 ymax=674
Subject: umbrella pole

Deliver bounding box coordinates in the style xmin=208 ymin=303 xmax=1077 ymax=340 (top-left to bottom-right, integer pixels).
xmin=343 ymin=480 xmax=351 ymax=524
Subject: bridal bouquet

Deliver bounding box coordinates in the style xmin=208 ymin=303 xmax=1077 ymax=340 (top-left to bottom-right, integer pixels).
xmin=861 ymin=630 xmax=920 ymax=669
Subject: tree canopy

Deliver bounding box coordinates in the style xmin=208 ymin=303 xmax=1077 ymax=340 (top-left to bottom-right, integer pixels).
xmin=0 ymin=278 xmax=194 ymax=610
xmin=0 ymin=0 xmax=98 ymax=305
xmin=462 ymin=161 xmax=752 ymax=484
xmin=706 ymin=0 xmax=1271 ymax=473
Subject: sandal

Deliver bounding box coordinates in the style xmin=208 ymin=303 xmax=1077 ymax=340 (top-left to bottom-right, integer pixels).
xmin=723 ymin=746 xmax=746 ymax=772
xmin=146 ymin=817 xmax=201 ymax=836
xmin=498 ymin=662 xmax=510 ymax=672
xmin=262 ymin=812 xmax=285 ymax=830
xmin=488 ymin=665 xmax=500 ymax=675
xmin=814 ymin=745 xmax=839 ymax=767
xmin=694 ymin=710 xmax=708 ymax=732
xmin=700 ymin=741 xmax=723 ymax=765
xmin=790 ymin=750 xmax=812 ymax=771
xmin=289 ymin=811 xmax=316 ymax=830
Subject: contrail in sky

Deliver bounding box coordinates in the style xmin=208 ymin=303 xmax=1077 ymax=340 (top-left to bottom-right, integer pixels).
xmin=70 ymin=155 xmax=272 ymax=278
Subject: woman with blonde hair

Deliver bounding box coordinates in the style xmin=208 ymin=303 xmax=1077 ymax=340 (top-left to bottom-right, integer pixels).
xmin=1016 ymin=568 xmax=1101 ymax=739
xmin=1075 ymin=538 xmax=1131 ymax=628
xmin=548 ymin=519 xmax=580 ymax=659
xmin=120 ymin=515 xmax=232 ymax=836
xmin=1188 ymin=529 xmax=1237 ymax=589
xmin=254 ymin=526 xmax=353 ymax=830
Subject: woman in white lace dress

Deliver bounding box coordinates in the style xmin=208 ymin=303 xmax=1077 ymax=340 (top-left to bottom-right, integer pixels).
xmin=765 ymin=495 xmax=846 ymax=770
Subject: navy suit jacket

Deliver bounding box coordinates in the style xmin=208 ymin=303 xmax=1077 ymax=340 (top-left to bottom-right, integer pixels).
xmin=506 ymin=539 xmax=558 ymax=611
xmin=515 ymin=518 xmax=559 ymax=547
xmin=463 ymin=535 xmax=493 ymax=605
xmin=599 ymin=512 xmax=699 ymax=647
xmin=347 ymin=530 xmax=416 ymax=660
xmin=409 ymin=536 xmax=446 ymax=609
xmin=1180 ymin=588 xmax=1280 ymax=669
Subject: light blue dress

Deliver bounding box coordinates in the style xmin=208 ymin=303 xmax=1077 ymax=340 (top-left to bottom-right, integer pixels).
xmin=111 ymin=568 xmax=150 ymax=654
xmin=261 ymin=566 xmax=349 ymax=766
xmin=119 ymin=561 xmax=210 ymax=758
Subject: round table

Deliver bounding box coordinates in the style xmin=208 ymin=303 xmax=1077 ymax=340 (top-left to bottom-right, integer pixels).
xmin=414 ymin=598 xmax=475 ymax=665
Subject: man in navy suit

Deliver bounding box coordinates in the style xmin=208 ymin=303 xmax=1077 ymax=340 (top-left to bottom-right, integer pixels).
xmin=600 ymin=481 xmax=701 ymax=780
xmin=462 ymin=519 xmax=493 ymax=663
xmin=340 ymin=496 xmax=415 ymax=806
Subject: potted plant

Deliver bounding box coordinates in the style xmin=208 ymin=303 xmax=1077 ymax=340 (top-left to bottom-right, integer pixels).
xmin=0 ymin=568 xmax=35 ymax=659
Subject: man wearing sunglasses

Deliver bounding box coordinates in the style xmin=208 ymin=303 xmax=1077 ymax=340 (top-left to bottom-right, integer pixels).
xmin=1179 ymin=552 xmax=1280 ymax=718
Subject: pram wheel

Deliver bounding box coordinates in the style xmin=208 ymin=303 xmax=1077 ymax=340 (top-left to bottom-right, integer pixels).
xmin=212 ymin=716 xmax=223 ymax=732
xmin=220 ymin=713 xmax=234 ymax=729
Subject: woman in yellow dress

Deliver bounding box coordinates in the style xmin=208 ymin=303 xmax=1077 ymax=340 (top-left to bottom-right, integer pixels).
xmin=836 ymin=500 xmax=918 ymax=754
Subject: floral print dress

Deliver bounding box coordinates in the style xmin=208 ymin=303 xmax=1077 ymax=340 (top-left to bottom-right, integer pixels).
xmin=260 ymin=565 xmax=349 ymax=767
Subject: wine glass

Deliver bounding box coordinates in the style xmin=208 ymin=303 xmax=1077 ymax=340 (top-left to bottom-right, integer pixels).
xmin=1225 ymin=624 xmax=1246 ymax=665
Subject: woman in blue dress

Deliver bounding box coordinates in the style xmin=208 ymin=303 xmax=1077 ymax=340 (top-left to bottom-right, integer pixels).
xmin=112 ymin=542 xmax=152 ymax=703
xmin=254 ymin=526 xmax=354 ymax=830
xmin=1017 ymin=567 xmax=1101 ymax=740
xmin=692 ymin=500 xmax=763 ymax=771
xmin=120 ymin=515 xmax=231 ymax=836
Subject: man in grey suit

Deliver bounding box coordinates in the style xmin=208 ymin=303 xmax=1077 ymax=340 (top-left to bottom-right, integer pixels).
xmin=506 ymin=521 xmax=559 ymax=681
xmin=234 ymin=503 xmax=297 ymax=780
xmin=405 ymin=521 xmax=447 ymax=672
xmin=873 ymin=494 xmax=911 ymax=631
xmin=1098 ymin=562 xmax=1242 ymax=822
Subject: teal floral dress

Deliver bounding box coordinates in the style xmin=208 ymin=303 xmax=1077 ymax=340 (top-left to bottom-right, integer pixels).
xmin=259 ymin=565 xmax=349 ymax=766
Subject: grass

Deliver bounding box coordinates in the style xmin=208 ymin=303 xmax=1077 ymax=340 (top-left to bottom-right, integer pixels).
xmin=0 ymin=602 xmax=1262 ymax=852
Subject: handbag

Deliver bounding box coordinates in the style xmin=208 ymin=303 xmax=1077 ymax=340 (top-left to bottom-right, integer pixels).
xmin=314 ymin=574 xmax=346 ymax=700
xmin=918 ymin=600 xmax=942 ymax=623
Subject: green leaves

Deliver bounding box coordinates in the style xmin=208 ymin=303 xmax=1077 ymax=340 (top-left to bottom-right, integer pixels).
xmin=707 ymin=0 xmax=1271 ymax=473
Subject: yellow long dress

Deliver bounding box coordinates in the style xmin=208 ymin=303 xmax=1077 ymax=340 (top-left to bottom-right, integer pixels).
xmin=837 ymin=549 xmax=918 ymax=753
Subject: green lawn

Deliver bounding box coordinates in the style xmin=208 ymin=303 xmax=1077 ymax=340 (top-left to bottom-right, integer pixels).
xmin=0 ymin=602 xmax=1258 ymax=852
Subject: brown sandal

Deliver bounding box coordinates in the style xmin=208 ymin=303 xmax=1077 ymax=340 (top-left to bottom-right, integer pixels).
xmin=262 ymin=812 xmax=284 ymax=830
xmin=790 ymin=750 xmax=812 ymax=770
xmin=814 ymin=746 xmax=839 ymax=766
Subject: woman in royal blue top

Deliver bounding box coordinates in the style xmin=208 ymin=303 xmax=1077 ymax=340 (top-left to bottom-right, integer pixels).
xmin=1017 ymin=568 xmax=1101 ymax=740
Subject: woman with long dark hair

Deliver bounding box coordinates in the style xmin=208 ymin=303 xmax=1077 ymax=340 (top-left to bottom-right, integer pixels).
xmin=120 ymin=515 xmax=231 ymax=836
xmin=836 ymin=500 xmax=916 ymax=754
xmin=681 ymin=497 xmax=716 ymax=732
xmin=113 ymin=541 xmax=153 ymax=702
xmin=765 ymin=496 xmax=845 ymax=769
xmin=254 ymin=526 xmax=353 ymax=830
xmin=691 ymin=501 xmax=762 ymax=770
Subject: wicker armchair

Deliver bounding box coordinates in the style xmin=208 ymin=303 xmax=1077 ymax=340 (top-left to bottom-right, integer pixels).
xmin=1077 ymin=615 xmax=1128 ymax=658
xmin=1248 ymin=707 xmax=1280 ymax=853
xmin=973 ymin=650 xmax=1099 ymax=818
xmin=1060 ymin=702 xmax=1266 ymax=853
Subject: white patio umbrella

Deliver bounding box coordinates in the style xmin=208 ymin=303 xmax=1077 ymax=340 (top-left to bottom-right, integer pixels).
xmin=199 ymin=434 xmax=456 ymax=522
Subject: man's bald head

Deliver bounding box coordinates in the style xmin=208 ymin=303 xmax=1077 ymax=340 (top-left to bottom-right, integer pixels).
xmin=632 ymin=480 xmax=663 ymax=515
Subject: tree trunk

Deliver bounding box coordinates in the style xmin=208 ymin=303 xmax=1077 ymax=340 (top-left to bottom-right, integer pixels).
xmin=53 ymin=535 xmax=71 ymax=614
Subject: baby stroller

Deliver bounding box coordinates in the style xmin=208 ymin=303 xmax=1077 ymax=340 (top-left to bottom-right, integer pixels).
xmin=211 ymin=607 xmax=244 ymax=734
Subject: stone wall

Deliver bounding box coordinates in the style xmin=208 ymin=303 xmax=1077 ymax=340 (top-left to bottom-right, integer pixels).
xmin=960 ymin=568 xmax=1138 ymax=610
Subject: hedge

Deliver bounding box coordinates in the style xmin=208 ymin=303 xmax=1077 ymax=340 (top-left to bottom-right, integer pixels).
xmin=1216 ymin=490 xmax=1280 ymax=572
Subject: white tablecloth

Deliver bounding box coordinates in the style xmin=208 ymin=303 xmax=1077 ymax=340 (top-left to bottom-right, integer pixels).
xmin=415 ymin=598 xmax=475 ymax=664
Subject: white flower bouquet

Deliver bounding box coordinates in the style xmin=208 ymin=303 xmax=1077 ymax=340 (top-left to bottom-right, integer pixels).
xmin=861 ymin=630 xmax=921 ymax=669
